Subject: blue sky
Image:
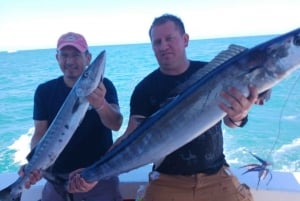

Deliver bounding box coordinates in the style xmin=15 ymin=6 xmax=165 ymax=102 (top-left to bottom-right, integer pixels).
xmin=1 ymin=0 xmax=300 ymax=51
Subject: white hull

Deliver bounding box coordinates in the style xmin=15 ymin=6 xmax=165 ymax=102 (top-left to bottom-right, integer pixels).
xmin=1 ymin=166 xmax=300 ymax=201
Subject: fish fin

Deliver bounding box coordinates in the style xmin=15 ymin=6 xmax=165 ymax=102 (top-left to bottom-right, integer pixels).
xmin=171 ymin=44 xmax=247 ymax=95
xmin=206 ymin=44 xmax=248 ymax=68
xmin=257 ymin=89 xmax=272 ymax=105
xmin=0 ymin=183 xmax=21 ymax=201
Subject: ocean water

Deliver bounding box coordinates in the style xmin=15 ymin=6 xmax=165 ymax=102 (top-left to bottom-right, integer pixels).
xmin=0 ymin=34 xmax=300 ymax=175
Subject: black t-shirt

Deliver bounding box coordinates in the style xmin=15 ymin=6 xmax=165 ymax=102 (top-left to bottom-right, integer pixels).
xmin=33 ymin=76 xmax=119 ymax=174
xmin=130 ymin=61 xmax=226 ymax=175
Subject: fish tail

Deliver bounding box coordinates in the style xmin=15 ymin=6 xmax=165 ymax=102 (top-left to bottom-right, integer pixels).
xmin=0 ymin=183 xmax=21 ymax=201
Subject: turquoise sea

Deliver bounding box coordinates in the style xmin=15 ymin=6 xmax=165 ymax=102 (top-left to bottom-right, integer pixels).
xmin=0 ymin=35 xmax=300 ymax=174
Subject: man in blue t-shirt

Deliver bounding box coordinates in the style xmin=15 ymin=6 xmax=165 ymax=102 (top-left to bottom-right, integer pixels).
xmin=19 ymin=32 xmax=123 ymax=201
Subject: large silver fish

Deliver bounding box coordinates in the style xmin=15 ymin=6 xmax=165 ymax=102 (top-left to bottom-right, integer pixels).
xmin=0 ymin=51 xmax=106 ymax=201
xmin=79 ymin=28 xmax=300 ymax=183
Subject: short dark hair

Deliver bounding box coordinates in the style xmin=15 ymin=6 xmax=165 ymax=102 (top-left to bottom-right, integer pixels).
xmin=148 ymin=14 xmax=186 ymax=38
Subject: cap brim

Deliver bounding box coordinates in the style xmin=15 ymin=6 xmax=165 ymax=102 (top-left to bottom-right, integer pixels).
xmin=57 ymin=42 xmax=87 ymax=52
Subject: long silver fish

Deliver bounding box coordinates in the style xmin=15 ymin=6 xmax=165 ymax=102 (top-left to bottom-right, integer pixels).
xmin=79 ymin=28 xmax=300 ymax=183
xmin=0 ymin=51 xmax=106 ymax=201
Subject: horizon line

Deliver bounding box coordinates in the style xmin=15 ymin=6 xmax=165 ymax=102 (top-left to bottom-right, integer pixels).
xmin=1 ymin=33 xmax=279 ymax=53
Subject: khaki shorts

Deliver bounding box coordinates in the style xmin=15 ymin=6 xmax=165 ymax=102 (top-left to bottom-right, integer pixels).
xmin=41 ymin=176 xmax=123 ymax=201
xmin=143 ymin=166 xmax=253 ymax=201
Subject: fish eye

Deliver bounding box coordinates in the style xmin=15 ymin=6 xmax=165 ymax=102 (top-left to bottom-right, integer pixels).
xmin=82 ymin=71 xmax=89 ymax=78
xmin=293 ymin=35 xmax=300 ymax=46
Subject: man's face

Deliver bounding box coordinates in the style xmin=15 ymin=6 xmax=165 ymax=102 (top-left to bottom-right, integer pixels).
xmin=56 ymin=46 xmax=90 ymax=81
xmin=150 ymin=21 xmax=188 ymax=71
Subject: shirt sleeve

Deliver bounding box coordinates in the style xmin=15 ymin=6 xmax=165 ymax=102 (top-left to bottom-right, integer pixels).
xmin=130 ymin=82 xmax=152 ymax=117
xmin=33 ymin=84 xmax=48 ymax=121
xmin=103 ymin=78 xmax=119 ymax=105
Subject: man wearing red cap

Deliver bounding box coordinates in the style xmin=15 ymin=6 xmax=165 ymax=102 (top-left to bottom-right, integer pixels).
xmin=19 ymin=32 xmax=123 ymax=201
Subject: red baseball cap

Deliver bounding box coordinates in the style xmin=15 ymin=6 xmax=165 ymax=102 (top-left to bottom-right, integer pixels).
xmin=57 ymin=32 xmax=88 ymax=52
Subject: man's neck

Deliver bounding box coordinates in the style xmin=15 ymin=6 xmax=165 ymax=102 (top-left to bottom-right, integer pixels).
xmin=160 ymin=59 xmax=190 ymax=75
xmin=63 ymin=76 xmax=78 ymax=88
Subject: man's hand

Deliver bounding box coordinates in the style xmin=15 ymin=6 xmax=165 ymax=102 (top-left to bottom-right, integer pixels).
xmin=67 ymin=168 xmax=98 ymax=193
xmin=18 ymin=165 xmax=42 ymax=189
xmin=87 ymin=82 xmax=107 ymax=111
xmin=219 ymin=85 xmax=258 ymax=127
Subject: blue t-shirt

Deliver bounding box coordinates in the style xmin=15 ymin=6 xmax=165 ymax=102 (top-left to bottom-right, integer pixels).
xmin=33 ymin=76 xmax=119 ymax=174
xmin=130 ymin=61 xmax=226 ymax=175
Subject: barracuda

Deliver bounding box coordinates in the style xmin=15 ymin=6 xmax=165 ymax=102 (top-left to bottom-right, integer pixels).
xmin=80 ymin=28 xmax=300 ymax=183
xmin=0 ymin=51 xmax=106 ymax=201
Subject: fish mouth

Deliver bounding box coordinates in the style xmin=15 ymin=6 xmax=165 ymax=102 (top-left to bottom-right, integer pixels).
xmin=293 ymin=34 xmax=300 ymax=46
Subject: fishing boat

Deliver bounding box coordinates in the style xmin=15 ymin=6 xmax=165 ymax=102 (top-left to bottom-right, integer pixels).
xmin=0 ymin=165 xmax=299 ymax=201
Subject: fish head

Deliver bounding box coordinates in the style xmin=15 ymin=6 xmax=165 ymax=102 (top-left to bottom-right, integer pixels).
xmin=241 ymin=28 xmax=300 ymax=94
xmin=75 ymin=51 xmax=106 ymax=97
xmin=267 ymin=29 xmax=300 ymax=79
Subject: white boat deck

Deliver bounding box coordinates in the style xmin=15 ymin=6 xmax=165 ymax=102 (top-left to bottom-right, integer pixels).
xmin=1 ymin=166 xmax=300 ymax=201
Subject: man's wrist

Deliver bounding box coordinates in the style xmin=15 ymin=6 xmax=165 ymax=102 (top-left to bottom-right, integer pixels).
xmin=95 ymin=101 xmax=106 ymax=112
xmin=95 ymin=105 xmax=104 ymax=112
xmin=228 ymin=115 xmax=248 ymax=127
